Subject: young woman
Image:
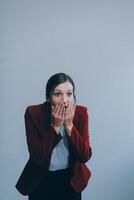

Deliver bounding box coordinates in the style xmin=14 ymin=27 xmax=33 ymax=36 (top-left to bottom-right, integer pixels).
xmin=16 ymin=72 xmax=92 ymax=200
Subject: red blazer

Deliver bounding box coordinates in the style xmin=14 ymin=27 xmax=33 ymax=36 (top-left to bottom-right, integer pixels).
xmin=15 ymin=102 xmax=92 ymax=195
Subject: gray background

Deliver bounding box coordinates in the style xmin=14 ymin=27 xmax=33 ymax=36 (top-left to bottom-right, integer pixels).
xmin=1 ymin=0 xmax=134 ymax=200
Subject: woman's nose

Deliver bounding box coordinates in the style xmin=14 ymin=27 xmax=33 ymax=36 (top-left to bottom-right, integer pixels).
xmin=61 ymin=94 xmax=68 ymax=103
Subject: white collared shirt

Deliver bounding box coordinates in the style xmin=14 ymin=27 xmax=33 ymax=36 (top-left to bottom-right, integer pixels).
xmin=49 ymin=125 xmax=69 ymax=171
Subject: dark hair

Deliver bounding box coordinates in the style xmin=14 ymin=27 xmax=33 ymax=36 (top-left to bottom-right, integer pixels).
xmin=46 ymin=72 xmax=76 ymax=102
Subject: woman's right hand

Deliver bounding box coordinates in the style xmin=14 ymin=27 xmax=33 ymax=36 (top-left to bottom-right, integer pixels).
xmin=51 ymin=102 xmax=65 ymax=133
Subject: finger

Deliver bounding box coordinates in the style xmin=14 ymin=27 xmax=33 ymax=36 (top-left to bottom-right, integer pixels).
xmin=69 ymin=106 xmax=73 ymax=117
xmin=64 ymin=106 xmax=67 ymax=119
xmin=68 ymin=104 xmax=74 ymax=119
xmin=58 ymin=103 xmax=64 ymax=117
xmin=67 ymin=103 xmax=73 ymax=112
xmin=51 ymin=105 xmax=56 ymax=116
xmin=61 ymin=106 xmax=65 ymax=118
xmin=51 ymin=105 xmax=56 ymax=115
xmin=54 ymin=103 xmax=62 ymax=114
xmin=68 ymin=102 xmax=74 ymax=109
xmin=65 ymin=106 xmax=70 ymax=119
xmin=51 ymin=103 xmax=61 ymax=119
xmin=51 ymin=105 xmax=55 ymax=111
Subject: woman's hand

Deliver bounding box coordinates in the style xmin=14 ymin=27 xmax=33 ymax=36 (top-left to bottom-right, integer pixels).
xmin=64 ymin=103 xmax=76 ymax=136
xmin=51 ymin=103 xmax=65 ymax=133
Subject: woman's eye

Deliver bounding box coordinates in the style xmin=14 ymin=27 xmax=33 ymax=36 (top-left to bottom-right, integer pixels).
xmin=53 ymin=92 xmax=73 ymax=97
xmin=67 ymin=92 xmax=73 ymax=96
xmin=54 ymin=93 xmax=61 ymax=96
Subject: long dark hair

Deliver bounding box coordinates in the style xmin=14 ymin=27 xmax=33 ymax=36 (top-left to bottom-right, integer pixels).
xmin=46 ymin=72 xmax=76 ymax=102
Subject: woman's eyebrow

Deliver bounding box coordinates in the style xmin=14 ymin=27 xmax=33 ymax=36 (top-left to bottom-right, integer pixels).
xmin=67 ymin=89 xmax=73 ymax=92
xmin=54 ymin=90 xmax=62 ymax=92
xmin=54 ymin=89 xmax=73 ymax=92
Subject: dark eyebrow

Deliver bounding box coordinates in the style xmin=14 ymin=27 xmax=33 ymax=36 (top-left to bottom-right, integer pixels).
xmin=67 ymin=90 xmax=73 ymax=92
xmin=54 ymin=89 xmax=73 ymax=92
xmin=53 ymin=90 xmax=62 ymax=92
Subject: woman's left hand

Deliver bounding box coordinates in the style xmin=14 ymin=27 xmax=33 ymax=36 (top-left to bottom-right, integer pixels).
xmin=64 ymin=103 xmax=76 ymax=136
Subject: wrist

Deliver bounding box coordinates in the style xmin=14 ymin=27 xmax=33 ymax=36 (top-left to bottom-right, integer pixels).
xmin=65 ymin=124 xmax=73 ymax=136
xmin=52 ymin=124 xmax=61 ymax=134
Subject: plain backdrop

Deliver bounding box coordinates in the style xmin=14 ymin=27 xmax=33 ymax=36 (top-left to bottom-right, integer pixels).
xmin=1 ymin=0 xmax=134 ymax=200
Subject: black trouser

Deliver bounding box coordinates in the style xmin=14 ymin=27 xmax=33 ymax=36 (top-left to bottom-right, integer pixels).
xmin=28 ymin=168 xmax=81 ymax=200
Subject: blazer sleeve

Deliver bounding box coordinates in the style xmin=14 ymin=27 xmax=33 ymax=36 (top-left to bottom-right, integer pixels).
xmin=68 ymin=107 xmax=92 ymax=163
xmin=24 ymin=107 xmax=62 ymax=166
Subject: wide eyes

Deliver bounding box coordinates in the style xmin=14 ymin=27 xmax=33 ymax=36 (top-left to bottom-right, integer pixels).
xmin=67 ymin=92 xmax=73 ymax=97
xmin=53 ymin=92 xmax=61 ymax=97
xmin=53 ymin=92 xmax=73 ymax=97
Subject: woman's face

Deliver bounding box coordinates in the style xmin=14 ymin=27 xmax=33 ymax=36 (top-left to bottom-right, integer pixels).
xmin=50 ymin=81 xmax=75 ymax=107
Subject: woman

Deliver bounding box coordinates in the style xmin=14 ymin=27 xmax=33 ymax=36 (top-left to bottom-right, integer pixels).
xmin=16 ymin=72 xmax=92 ymax=200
